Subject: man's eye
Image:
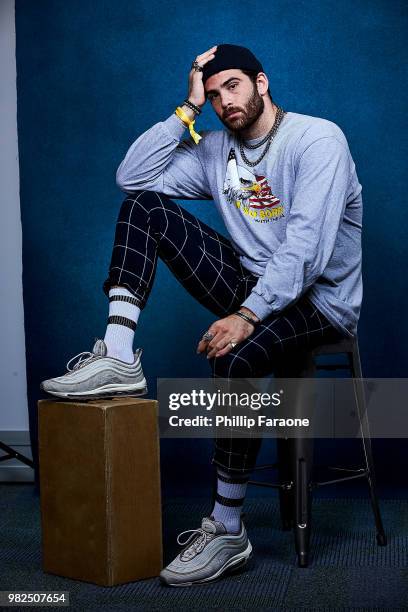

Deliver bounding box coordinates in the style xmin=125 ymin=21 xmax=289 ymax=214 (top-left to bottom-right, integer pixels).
xmin=229 ymin=83 xmax=237 ymax=90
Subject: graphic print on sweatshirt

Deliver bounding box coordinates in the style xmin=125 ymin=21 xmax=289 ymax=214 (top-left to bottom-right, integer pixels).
xmin=223 ymin=148 xmax=285 ymax=223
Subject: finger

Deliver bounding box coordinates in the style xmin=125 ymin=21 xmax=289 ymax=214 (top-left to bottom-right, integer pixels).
xmin=206 ymin=343 xmax=223 ymax=359
xmin=192 ymin=48 xmax=217 ymax=72
xmin=215 ymin=346 xmax=232 ymax=358
xmin=207 ymin=347 xmax=221 ymax=359
xmin=196 ymin=46 xmax=217 ymax=61
xmin=197 ymin=329 xmax=216 ymax=354
xmin=206 ymin=336 xmax=231 ymax=359
xmin=206 ymin=330 xmax=226 ymax=353
xmin=215 ymin=337 xmax=240 ymax=358
xmin=190 ymin=53 xmax=216 ymax=74
xmin=196 ymin=340 xmax=208 ymax=354
xmin=208 ymin=343 xmax=232 ymax=359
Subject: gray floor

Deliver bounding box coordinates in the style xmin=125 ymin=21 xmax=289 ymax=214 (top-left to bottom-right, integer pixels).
xmin=1 ymin=484 xmax=408 ymax=611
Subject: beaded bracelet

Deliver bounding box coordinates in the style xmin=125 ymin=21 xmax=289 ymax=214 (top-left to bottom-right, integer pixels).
xmin=233 ymin=311 xmax=259 ymax=326
xmin=183 ymin=99 xmax=202 ymax=115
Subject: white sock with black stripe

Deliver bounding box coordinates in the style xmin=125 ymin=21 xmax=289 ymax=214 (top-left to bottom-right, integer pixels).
xmin=103 ymin=287 xmax=141 ymax=363
xmin=211 ymin=468 xmax=249 ymax=534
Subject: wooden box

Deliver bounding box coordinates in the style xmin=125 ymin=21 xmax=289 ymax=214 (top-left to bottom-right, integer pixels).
xmin=38 ymin=397 xmax=162 ymax=586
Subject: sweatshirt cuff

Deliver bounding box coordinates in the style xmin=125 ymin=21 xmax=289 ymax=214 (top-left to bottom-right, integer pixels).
xmin=162 ymin=113 xmax=187 ymax=141
xmin=241 ymin=292 xmax=275 ymax=322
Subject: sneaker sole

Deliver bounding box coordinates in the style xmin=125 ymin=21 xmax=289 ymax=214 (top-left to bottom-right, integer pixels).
xmin=161 ymin=541 xmax=253 ymax=587
xmin=43 ymin=381 xmax=148 ymax=400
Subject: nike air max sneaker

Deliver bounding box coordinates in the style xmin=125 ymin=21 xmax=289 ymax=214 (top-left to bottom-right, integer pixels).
xmin=40 ymin=339 xmax=147 ymax=399
xmin=159 ymin=516 xmax=252 ymax=587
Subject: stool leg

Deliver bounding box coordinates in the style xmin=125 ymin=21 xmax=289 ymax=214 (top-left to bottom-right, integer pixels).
xmin=210 ymin=463 xmax=217 ymax=511
xmin=276 ymin=353 xmax=316 ymax=566
xmin=348 ymin=346 xmax=387 ymax=546
xmin=361 ymin=431 xmax=387 ymax=546
xmin=277 ymin=438 xmax=294 ymax=530
xmin=293 ymin=437 xmax=314 ymax=567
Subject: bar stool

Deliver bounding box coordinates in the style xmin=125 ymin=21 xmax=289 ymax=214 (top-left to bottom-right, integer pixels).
xmin=248 ymin=335 xmax=387 ymax=567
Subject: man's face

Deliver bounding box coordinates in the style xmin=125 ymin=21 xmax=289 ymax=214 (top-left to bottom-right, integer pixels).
xmin=204 ymin=69 xmax=265 ymax=132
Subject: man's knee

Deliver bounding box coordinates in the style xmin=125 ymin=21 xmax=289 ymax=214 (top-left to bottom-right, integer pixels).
xmin=118 ymin=190 xmax=170 ymax=226
xmin=121 ymin=190 xmax=168 ymax=209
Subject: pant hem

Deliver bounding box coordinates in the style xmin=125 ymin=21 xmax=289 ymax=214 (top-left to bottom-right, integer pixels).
xmin=102 ymin=278 xmax=145 ymax=309
xmin=211 ymin=457 xmax=254 ymax=475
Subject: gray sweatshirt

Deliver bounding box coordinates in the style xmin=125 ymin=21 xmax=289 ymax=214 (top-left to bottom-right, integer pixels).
xmin=116 ymin=111 xmax=363 ymax=337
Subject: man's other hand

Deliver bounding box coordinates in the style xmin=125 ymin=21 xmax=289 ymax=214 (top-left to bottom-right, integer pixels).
xmin=197 ymin=313 xmax=256 ymax=359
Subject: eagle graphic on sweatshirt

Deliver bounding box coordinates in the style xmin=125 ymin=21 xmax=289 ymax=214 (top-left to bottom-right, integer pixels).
xmin=223 ymin=148 xmax=281 ymax=212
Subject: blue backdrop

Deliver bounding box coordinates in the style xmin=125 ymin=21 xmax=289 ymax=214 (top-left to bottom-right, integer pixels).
xmin=15 ymin=0 xmax=408 ymax=492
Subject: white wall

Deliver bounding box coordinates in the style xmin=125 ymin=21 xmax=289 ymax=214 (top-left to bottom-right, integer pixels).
xmin=0 ymin=0 xmax=32 ymax=479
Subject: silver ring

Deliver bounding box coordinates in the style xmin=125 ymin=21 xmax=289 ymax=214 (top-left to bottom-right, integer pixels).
xmin=229 ymin=341 xmax=237 ymax=349
xmin=192 ymin=60 xmax=203 ymax=72
xmin=202 ymin=331 xmax=214 ymax=342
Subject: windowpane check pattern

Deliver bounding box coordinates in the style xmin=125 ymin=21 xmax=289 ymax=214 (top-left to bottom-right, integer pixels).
xmin=103 ymin=191 xmax=344 ymax=473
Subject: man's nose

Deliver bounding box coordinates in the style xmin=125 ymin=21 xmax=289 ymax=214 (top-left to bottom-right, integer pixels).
xmin=220 ymin=92 xmax=234 ymax=109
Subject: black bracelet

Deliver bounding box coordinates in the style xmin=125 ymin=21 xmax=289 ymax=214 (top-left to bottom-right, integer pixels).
xmin=233 ymin=311 xmax=259 ymax=326
xmin=183 ymin=99 xmax=202 ymax=115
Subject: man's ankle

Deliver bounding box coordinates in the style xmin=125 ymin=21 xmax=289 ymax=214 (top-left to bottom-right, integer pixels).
xmin=106 ymin=345 xmax=134 ymax=364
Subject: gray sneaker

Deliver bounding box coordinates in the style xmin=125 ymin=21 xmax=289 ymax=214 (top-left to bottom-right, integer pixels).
xmin=40 ymin=339 xmax=147 ymax=399
xmin=159 ymin=516 xmax=252 ymax=587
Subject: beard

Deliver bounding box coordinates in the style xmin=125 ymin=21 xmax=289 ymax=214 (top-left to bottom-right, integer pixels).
xmin=220 ymin=86 xmax=265 ymax=132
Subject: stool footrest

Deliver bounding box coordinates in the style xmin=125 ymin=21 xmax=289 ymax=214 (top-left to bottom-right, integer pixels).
xmin=252 ymin=463 xmax=278 ymax=471
xmin=313 ymin=471 xmax=368 ymax=487
xmin=248 ymin=479 xmax=282 ymax=489
xmin=316 ymin=364 xmax=348 ymax=370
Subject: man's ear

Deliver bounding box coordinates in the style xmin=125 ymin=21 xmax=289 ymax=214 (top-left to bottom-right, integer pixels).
xmin=256 ymin=72 xmax=269 ymax=96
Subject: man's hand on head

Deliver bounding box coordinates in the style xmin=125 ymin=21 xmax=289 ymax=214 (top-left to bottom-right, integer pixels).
xmin=196 ymin=311 xmax=258 ymax=359
xmin=185 ymin=45 xmax=217 ymax=113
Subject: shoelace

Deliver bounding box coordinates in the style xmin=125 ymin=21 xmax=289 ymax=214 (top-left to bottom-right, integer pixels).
xmin=66 ymin=351 xmax=99 ymax=372
xmin=177 ymin=528 xmax=214 ymax=558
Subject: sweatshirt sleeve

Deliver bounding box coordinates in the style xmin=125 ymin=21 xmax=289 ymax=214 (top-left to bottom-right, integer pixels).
xmin=116 ymin=114 xmax=212 ymax=200
xmin=241 ymin=135 xmax=351 ymax=320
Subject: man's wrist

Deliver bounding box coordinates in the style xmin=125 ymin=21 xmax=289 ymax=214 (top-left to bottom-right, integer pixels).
xmin=238 ymin=307 xmax=260 ymax=323
xmin=183 ymin=99 xmax=202 ymax=115
xmin=232 ymin=308 xmax=260 ymax=327
xmin=180 ymin=104 xmax=196 ymax=121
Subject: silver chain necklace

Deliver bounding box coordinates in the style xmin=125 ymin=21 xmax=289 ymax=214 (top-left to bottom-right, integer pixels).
xmin=238 ymin=106 xmax=285 ymax=167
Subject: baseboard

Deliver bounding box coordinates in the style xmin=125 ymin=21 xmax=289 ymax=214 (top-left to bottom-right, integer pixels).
xmin=0 ymin=430 xmax=34 ymax=482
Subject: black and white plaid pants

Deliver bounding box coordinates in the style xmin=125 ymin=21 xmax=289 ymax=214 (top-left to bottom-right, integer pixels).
xmin=103 ymin=190 xmax=345 ymax=474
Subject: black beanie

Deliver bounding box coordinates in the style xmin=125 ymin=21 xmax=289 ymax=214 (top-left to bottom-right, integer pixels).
xmin=202 ymin=44 xmax=264 ymax=84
